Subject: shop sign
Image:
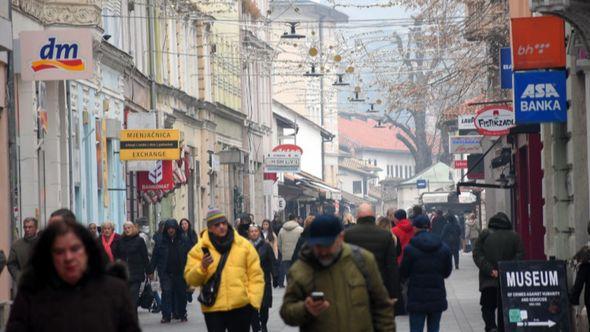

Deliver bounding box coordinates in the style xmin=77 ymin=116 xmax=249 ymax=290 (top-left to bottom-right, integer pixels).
xmin=450 ymin=135 xmax=483 ymax=154
xmin=511 ymin=16 xmax=566 ymax=70
xmin=500 ymin=47 xmax=513 ymax=89
xmin=265 ymin=144 xmax=303 ymax=173
xmin=499 ymin=260 xmax=571 ymax=330
xmin=119 ymin=129 xmax=180 ymax=161
xmin=454 ymin=160 xmax=468 ymax=169
xmin=137 ymin=160 xmax=174 ymax=192
xmin=467 ymin=154 xmax=484 ymax=180
xmin=458 ymin=115 xmax=476 ymax=130
xmin=514 ymin=70 xmax=567 ymax=124
xmin=20 ymin=29 xmax=94 ymax=81
xmin=416 ymin=179 xmax=427 ymax=189
xmin=474 ymin=106 xmax=515 ymax=136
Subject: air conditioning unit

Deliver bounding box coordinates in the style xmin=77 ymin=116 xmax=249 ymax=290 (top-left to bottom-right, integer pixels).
xmin=530 ymin=0 xmax=570 ymax=11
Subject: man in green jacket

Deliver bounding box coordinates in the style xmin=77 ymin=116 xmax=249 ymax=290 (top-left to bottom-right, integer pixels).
xmin=280 ymin=215 xmax=395 ymax=332
xmin=473 ymin=212 xmax=524 ymax=332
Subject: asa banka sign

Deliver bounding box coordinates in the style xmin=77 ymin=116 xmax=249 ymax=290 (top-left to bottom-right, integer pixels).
xmin=514 ymin=70 xmax=567 ymax=124
xmin=265 ymin=144 xmax=303 ymax=173
xmin=499 ymin=260 xmax=571 ymax=330
xmin=20 ymin=29 xmax=94 ymax=81
xmin=474 ymin=106 xmax=515 ymax=136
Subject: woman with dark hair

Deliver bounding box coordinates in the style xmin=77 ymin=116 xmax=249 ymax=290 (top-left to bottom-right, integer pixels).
xmin=248 ymin=224 xmax=276 ymax=332
xmin=441 ymin=214 xmax=462 ymax=270
xmin=6 ymin=218 xmax=140 ymax=332
xmin=114 ymin=221 xmax=149 ymax=310
xmin=261 ymin=219 xmax=278 ymax=258
xmin=179 ymin=218 xmax=198 ymax=246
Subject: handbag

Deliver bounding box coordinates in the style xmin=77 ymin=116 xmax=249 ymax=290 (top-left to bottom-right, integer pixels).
xmin=138 ymin=278 xmax=155 ymax=309
xmin=198 ymin=249 xmax=231 ymax=306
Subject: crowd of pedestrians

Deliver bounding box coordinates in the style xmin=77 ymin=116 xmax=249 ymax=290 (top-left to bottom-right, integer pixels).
xmin=1 ymin=203 xmax=536 ymax=332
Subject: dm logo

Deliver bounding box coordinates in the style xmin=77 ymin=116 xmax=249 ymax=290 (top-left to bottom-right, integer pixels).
xmin=31 ymin=37 xmax=85 ymax=72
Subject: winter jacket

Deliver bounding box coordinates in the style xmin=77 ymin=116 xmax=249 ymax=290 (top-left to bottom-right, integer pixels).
xmin=149 ymin=220 xmax=192 ymax=277
xmin=6 ymin=269 xmax=140 ymax=332
xmin=184 ymin=229 xmax=264 ymax=313
xmin=392 ymin=219 xmax=414 ymax=264
xmin=181 ymin=230 xmax=198 ymax=247
xmin=441 ymin=221 xmax=462 ymax=252
xmin=465 ymin=219 xmax=480 ymax=240
xmin=472 ymin=213 xmax=525 ymax=290
xmin=400 ymin=230 xmax=453 ymax=313
xmin=280 ymin=243 xmax=395 ymax=332
xmin=344 ymin=218 xmax=400 ymax=298
xmin=278 ymin=220 xmax=303 ymax=262
xmin=430 ymin=216 xmax=447 ymax=236
xmin=113 ymin=234 xmax=149 ymax=283
xmin=97 ymin=233 xmax=121 ymax=262
xmin=291 ymin=227 xmax=309 ymax=262
xmin=253 ymin=238 xmax=276 ymax=309
xmin=570 ymin=261 xmax=590 ymax=306
xmin=0 ymin=249 xmax=6 ymax=275
xmin=7 ymin=236 xmax=37 ymax=282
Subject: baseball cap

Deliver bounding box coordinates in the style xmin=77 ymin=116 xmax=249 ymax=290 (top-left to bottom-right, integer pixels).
xmin=307 ymin=215 xmax=343 ymax=246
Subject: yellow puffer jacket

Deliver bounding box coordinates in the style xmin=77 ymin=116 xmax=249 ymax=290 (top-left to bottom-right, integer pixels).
xmin=184 ymin=230 xmax=264 ymax=313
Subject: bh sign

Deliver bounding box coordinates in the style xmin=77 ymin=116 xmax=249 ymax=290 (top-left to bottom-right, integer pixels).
xmin=474 ymin=106 xmax=515 ymax=136
xmin=510 ymin=16 xmax=566 ymax=70
xmin=19 ymin=29 xmax=94 ymax=81
xmin=514 ymin=70 xmax=567 ymax=124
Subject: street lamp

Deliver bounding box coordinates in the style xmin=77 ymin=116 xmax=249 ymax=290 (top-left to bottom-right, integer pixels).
xmin=281 ymin=22 xmax=306 ymax=39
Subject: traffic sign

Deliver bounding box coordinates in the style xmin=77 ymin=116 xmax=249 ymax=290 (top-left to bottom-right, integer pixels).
xmin=119 ymin=129 xmax=180 ymax=161
xmin=416 ymin=179 xmax=427 ymax=189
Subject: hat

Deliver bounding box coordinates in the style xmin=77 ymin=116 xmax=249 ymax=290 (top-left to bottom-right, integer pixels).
xmin=394 ymin=209 xmax=407 ymax=220
xmin=307 ymin=215 xmax=343 ymax=246
xmin=412 ymin=215 xmax=430 ymax=229
xmin=206 ymin=208 xmax=226 ymax=227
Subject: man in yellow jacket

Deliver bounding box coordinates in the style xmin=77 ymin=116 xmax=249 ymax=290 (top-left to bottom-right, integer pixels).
xmin=185 ymin=208 xmax=264 ymax=331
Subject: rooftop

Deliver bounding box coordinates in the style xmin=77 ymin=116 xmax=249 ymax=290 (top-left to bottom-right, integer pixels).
xmin=338 ymin=116 xmax=411 ymax=152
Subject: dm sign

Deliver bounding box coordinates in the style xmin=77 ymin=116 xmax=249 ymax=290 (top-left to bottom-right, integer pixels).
xmin=474 ymin=106 xmax=515 ymax=136
xmin=265 ymin=144 xmax=303 ymax=173
xmin=514 ymin=70 xmax=567 ymax=124
xmin=499 ymin=260 xmax=570 ymax=331
xmin=20 ymin=29 xmax=94 ymax=81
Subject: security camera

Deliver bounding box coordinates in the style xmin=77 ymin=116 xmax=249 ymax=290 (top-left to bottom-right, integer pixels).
xmin=103 ymin=34 xmax=112 ymax=41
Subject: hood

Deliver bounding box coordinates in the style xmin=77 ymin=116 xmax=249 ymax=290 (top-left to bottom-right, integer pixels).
xmin=283 ymin=220 xmax=301 ymax=231
xmin=488 ymin=212 xmax=512 ymax=230
xmin=396 ymin=219 xmax=414 ymax=233
xmin=163 ymin=219 xmax=180 ymax=239
xmin=409 ymin=231 xmax=442 ymax=252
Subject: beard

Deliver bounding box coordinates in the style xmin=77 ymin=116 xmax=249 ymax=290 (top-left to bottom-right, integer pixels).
xmin=316 ymin=246 xmax=343 ymax=267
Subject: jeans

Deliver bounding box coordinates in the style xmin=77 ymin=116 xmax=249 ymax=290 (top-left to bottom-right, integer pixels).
xmin=278 ymin=260 xmax=292 ymax=287
xmin=481 ymin=287 xmax=504 ymax=332
xmin=409 ymin=312 xmax=442 ymax=332
xmin=251 ymin=305 xmax=269 ymax=332
xmin=451 ymin=249 xmax=459 ymax=268
xmin=160 ymin=273 xmax=187 ymax=320
xmin=204 ymin=305 xmax=253 ymax=332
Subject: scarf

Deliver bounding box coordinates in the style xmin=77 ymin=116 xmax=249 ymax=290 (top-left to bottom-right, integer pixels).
xmin=101 ymin=234 xmax=115 ymax=262
xmin=209 ymin=228 xmax=235 ymax=254
xmin=250 ymin=236 xmax=263 ymax=249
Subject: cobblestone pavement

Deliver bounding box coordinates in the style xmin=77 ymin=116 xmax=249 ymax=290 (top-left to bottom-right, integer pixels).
xmin=140 ymin=251 xmax=484 ymax=332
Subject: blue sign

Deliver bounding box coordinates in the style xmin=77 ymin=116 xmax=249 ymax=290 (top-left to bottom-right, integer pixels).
xmin=514 ymin=70 xmax=567 ymax=124
xmin=500 ymin=48 xmax=513 ymax=89
xmin=416 ymin=179 xmax=427 ymax=189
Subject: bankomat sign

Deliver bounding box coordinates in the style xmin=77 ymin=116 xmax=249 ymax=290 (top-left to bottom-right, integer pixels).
xmin=20 ymin=29 xmax=94 ymax=81
xmin=514 ymin=70 xmax=567 ymax=124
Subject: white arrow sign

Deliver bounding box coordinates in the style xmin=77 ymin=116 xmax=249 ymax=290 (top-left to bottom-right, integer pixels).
xmin=516 ymin=320 xmax=556 ymax=327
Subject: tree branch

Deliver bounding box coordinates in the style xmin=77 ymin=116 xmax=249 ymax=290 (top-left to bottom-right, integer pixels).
xmin=384 ymin=113 xmax=418 ymax=144
xmin=397 ymin=133 xmax=418 ymax=160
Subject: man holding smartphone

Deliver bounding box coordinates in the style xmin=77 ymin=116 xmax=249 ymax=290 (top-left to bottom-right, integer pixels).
xmin=280 ymin=215 xmax=395 ymax=331
xmin=184 ymin=208 xmax=264 ymax=332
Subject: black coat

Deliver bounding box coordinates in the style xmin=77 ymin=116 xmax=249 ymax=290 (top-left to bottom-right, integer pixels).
xmin=441 ymin=222 xmax=462 ymax=252
xmin=6 ymin=274 xmax=140 ymax=332
xmin=344 ymin=219 xmax=400 ymax=299
xmin=149 ymin=222 xmax=191 ymax=276
xmin=114 ymin=235 xmax=149 ymax=283
xmin=570 ymin=262 xmax=590 ymax=306
xmin=291 ymin=228 xmax=308 ymax=262
xmin=253 ymin=238 xmax=276 ymax=308
xmin=400 ymin=230 xmax=453 ymax=313
xmin=430 ymin=216 xmax=447 ymax=236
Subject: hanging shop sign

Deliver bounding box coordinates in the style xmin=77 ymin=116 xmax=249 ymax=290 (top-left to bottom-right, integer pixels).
xmin=467 ymin=154 xmax=485 ymax=180
xmin=514 ymin=70 xmax=567 ymax=124
xmin=453 ymin=160 xmax=468 ymax=169
xmin=511 ymin=16 xmax=566 ymax=70
xmin=265 ymin=144 xmax=303 ymax=173
xmin=137 ymin=160 xmax=174 ymax=192
xmin=119 ymin=129 xmax=180 ymax=161
xmin=474 ymin=106 xmax=515 ymax=136
xmin=20 ymin=29 xmax=94 ymax=81
xmin=499 ymin=260 xmax=571 ymax=330
xmin=500 ymin=47 xmax=513 ymax=89
xmin=416 ymin=179 xmax=427 ymax=189
xmin=458 ymin=115 xmax=476 ymax=130
xmin=450 ymin=135 xmax=483 ymax=154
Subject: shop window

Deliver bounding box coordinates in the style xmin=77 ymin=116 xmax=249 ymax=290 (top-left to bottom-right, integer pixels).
xmin=353 ymin=181 xmax=362 ymax=194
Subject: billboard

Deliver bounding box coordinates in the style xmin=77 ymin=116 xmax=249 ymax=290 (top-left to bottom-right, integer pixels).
xmin=511 ymin=16 xmax=566 ymax=70
xmin=119 ymin=129 xmax=181 ymax=161
xmin=514 ymin=70 xmax=567 ymax=124
xmin=20 ymin=29 xmax=94 ymax=81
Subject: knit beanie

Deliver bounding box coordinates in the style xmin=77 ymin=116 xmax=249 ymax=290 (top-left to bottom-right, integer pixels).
xmin=206 ymin=208 xmax=226 ymax=227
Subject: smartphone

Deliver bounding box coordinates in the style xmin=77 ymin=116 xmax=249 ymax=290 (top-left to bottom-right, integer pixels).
xmin=311 ymin=291 xmax=325 ymax=302
xmin=202 ymin=247 xmax=210 ymax=256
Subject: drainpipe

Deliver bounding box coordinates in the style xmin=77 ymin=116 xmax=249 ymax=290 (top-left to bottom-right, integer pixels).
xmin=7 ymin=1 xmax=18 ymax=243
xmin=319 ymin=16 xmax=325 ymax=181
xmin=147 ymin=0 xmax=160 ymax=226
xmin=66 ymin=80 xmax=74 ymax=211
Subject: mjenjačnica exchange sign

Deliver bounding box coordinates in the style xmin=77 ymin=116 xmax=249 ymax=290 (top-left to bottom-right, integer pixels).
xmin=119 ymin=129 xmax=180 ymax=161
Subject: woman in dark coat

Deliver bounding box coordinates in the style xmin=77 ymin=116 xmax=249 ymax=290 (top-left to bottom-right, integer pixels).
xmin=248 ymin=224 xmax=276 ymax=332
xmin=7 ymin=217 xmax=140 ymax=332
xmin=114 ymin=221 xmax=149 ymax=309
xmin=441 ymin=214 xmax=462 ymax=269
xmin=179 ymin=218 xmax=198 ymax=246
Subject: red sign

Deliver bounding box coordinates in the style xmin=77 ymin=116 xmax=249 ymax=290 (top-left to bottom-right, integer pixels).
xmin=138 ymin=160 xmax=174 ymax=192
xmin=454 ymin=160 xmax=468 ymax=169
xmin=474 ymin=106 xmax=515 ymax=136
xmin=511 ymin=16 xmax=566 ymax=70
